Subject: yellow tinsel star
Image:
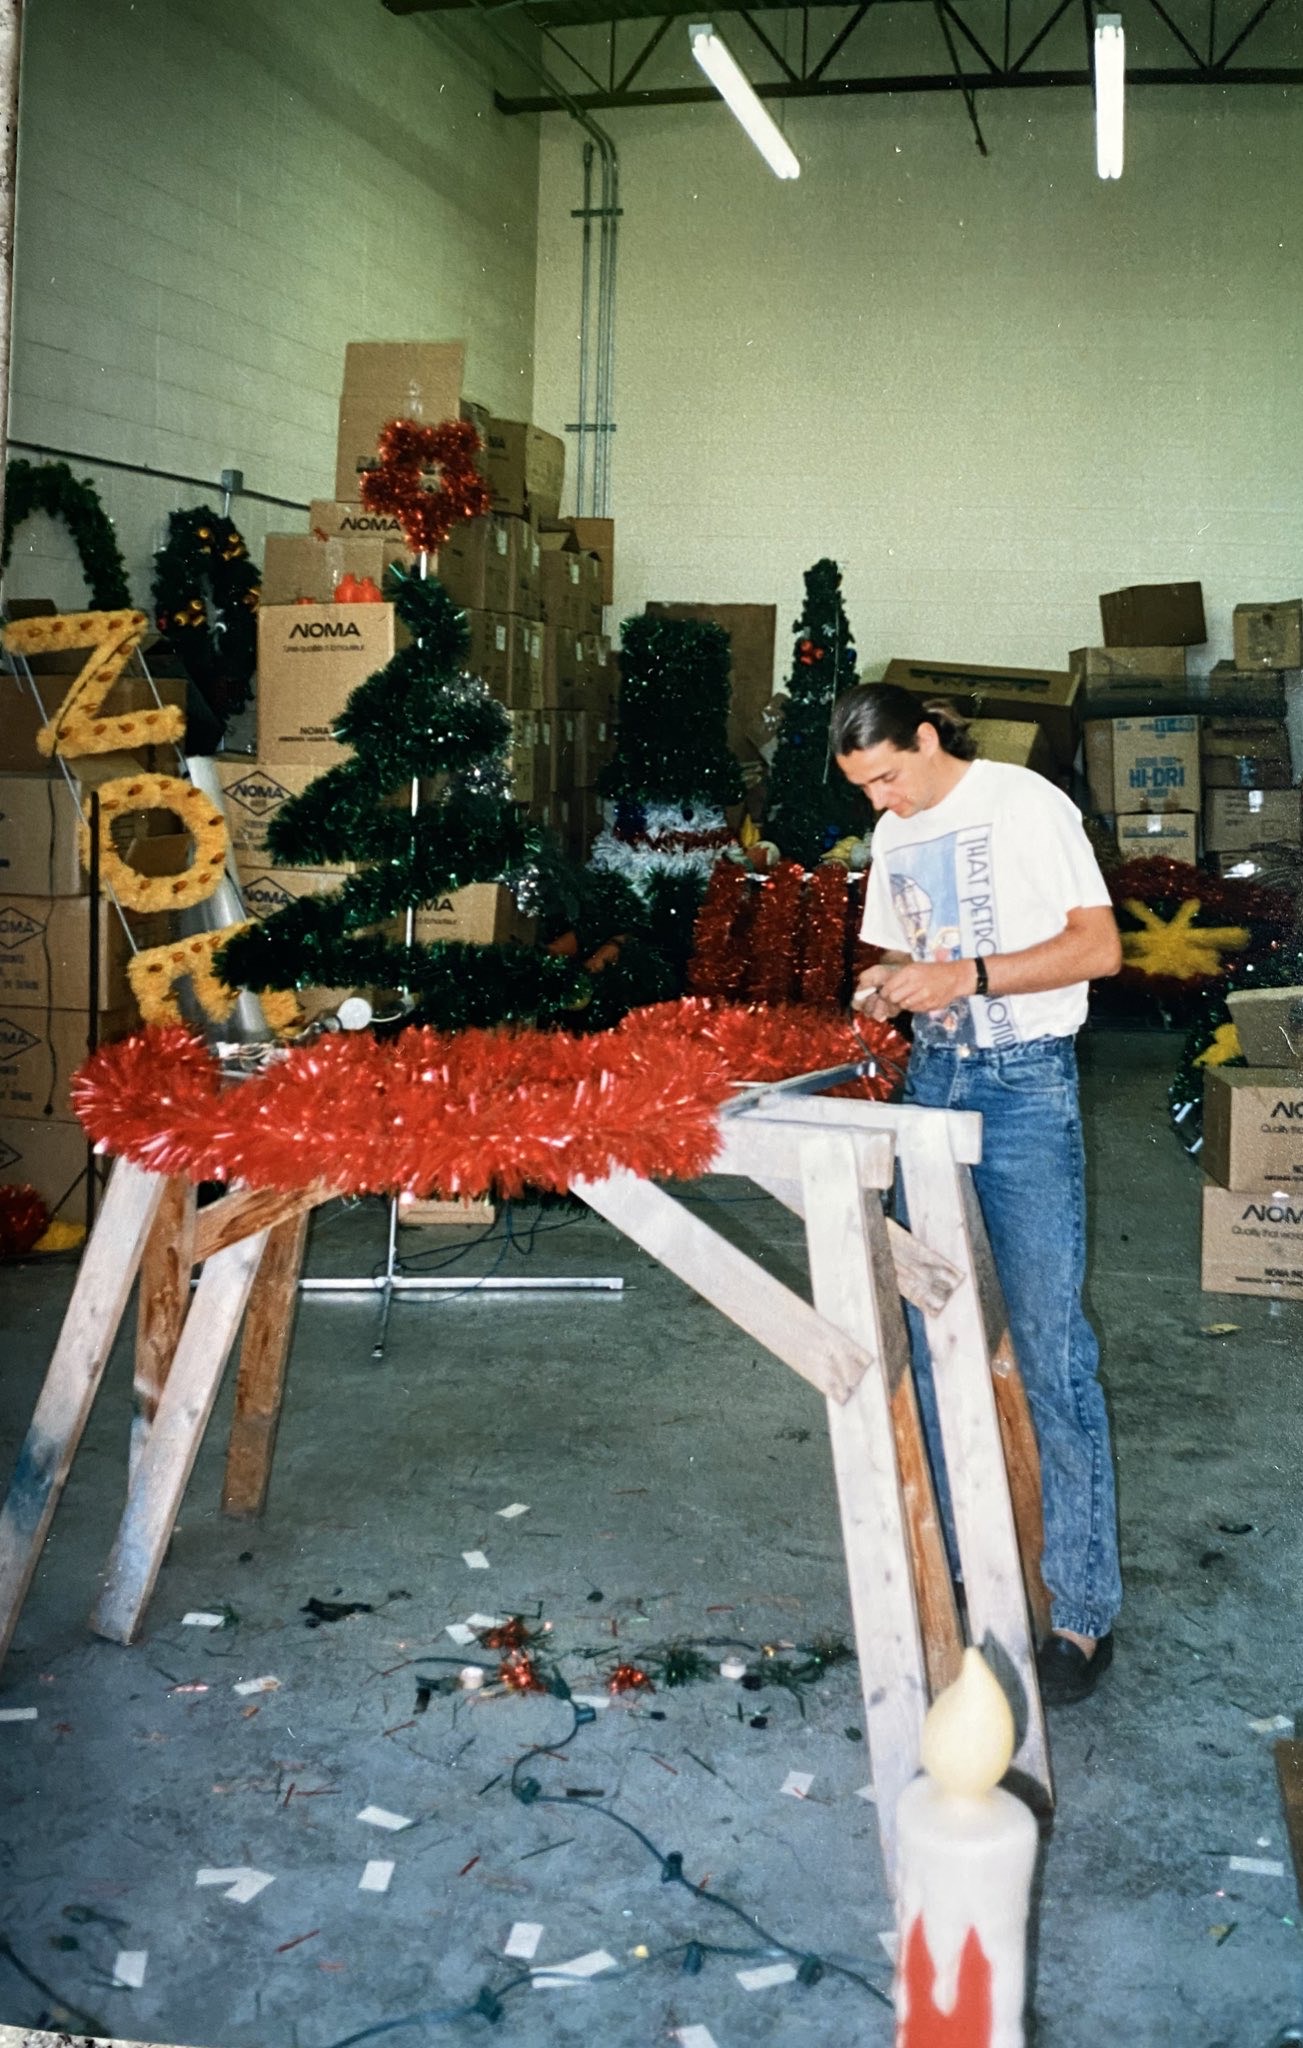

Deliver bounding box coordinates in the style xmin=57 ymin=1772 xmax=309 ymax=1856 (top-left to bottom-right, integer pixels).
xmin=1194 ymin=1021 xmax=1243 ymax=1067
xmin=1121 ymin=897 xmax=1251 ymax=982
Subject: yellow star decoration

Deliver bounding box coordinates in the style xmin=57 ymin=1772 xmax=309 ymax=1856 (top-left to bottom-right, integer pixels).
xmin=1194 ymin=1021 xmax=1243 ymax=1068
xmin=1121 ymin=897 xmax=1251 ymax=982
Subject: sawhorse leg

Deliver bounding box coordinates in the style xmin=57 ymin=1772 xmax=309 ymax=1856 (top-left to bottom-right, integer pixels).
xmin=222 ymin=1207 xmax=311 ymax=1519
xmin=92 ymin=1227 xmax=271 ymax=1645
xmin=132 ymin=1177 xmax=198 ymax=1483
xmin=0 ymin=1160 xmax=166 ymax=1669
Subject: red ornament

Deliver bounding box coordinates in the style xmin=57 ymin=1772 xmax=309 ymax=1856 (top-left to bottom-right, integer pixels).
xmin=498 ymin=1651 xmax=547 ymax=1693
xmin=360 ymin=417 xmax=491 ymax=555
xmin=334 ymin=574 xmax=385 ymax=605
xmin=0 ymin=1182 xmax=50 ymax=1258
xmin=607 ymin=1663 xmax=654 ymax=1695
xmin=898 ymin=1917 xmax=994 ymax=2044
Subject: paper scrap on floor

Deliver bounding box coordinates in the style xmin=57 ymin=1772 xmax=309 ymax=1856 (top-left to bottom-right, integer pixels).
xmin=359 ymin=1861 xmax=394 ymax=1893
xmin=532 ymin=1949 xmax=617 ymax=1988
xmin=504 ymin=1921 xmax=543 ymax=1959
xmin=737 ymin=1962 xmax=798 ymax=1990
xmin=357 ymin=1805 xmax=413 ymax=1831
xmin=113 ymin=1950 xmax=148 ymax=1988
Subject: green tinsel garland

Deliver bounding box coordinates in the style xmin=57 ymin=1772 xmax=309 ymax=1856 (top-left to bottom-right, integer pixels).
xmin=151 ymin=506 xmax=260 ymax=716
xmin=765 ymin=558 xmax=869 ymax=870
xmin=2 ymin=458 xmax=131 ymax=610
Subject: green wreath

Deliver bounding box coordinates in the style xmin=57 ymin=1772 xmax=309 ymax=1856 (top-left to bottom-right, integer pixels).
xmin=151 ymin=506 xmax=260 ymax=719
xmin=2 ymin=459 xmax=132 ymax=610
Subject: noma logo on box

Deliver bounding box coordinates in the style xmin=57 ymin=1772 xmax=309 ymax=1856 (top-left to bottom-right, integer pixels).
xmin=0 ymin=1016 xmax=39 ymax=1058
xmin=1271 ymin=1099 xmax=1303 ymax=1119
xmin=288 ymin=620 xmax=363 ymax=642
xmin=0 ymin=1138 xmax=19 ymax=1172
xmin=226 ymin=772 xmax=292 ymax=817
xmin=244 ymin=877 xmax=295 ymax=915
xmin=338 ymin=514 xmax=400 ymax=535
xmin=0 ymin=906 xmax=43 ymax=951
xmin=1241 ymin=1200 xmax=1303 ymax=1226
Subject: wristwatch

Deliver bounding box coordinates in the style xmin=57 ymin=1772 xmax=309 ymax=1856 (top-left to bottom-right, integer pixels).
xmin=971 ymin=957 xmax=989 ymax=997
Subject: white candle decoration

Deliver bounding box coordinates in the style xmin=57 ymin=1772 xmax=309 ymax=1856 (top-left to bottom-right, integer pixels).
xmin=894 ymin=1646 xmax=1038 ymax=2047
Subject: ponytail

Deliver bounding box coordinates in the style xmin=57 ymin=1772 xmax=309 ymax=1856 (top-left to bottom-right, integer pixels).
xmin=829 ymin=684 xmax=978 ymax=761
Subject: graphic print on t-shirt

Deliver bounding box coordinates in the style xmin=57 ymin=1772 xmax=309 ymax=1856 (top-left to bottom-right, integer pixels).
xmin=885 ymin=823 xmax=1019 ymax=1050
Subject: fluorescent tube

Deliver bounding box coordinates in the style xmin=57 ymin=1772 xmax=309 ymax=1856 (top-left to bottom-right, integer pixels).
xmin=689 ymin=23 xmax=800 ymax=180
xmin=1094 ymin=13 xmax=1125 ymax=180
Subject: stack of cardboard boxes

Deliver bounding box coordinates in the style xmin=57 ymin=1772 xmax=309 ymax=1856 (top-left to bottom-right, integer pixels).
xmin=242 ymin=341 xmax=615 ymax=950
xmin=880 ymin=658 xmax=1080 ymax=780
xmin=1201 ymin=985 xmax=1303 ymax=1300
xmin=0 ymin=637 xmax=182 ymax=1219
xmin=1073 ymin=583 xmax=1303 ymax=871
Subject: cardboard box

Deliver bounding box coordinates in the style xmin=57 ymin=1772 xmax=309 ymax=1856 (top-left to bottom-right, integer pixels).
xmin=507 ymin=518 xmax=542 ymax=619
xmin=1115 ymin=810 xmax=1199 ymax=863
xmin=235 ymin=865 xmax=351 ymax=922
xmin=1201 ymin=1182 xmax=1303 ymax=1299
xmin=1233 ymin=601 xmax=1303 ymax=672
xmin=968 ymin=718 xmax=1055 ymax=779
xmin=881 ymin=656 xmax=1080 ymax=770
xmin=1201 ymin=713 xmax=1293 ymax=790
xmin=261 ymin=533 xmax=414 ymax=606
xmin=309 ymin=500 xmax=407 ymax=542
xmin=646 ymin=602 xmax=777 ymax=755
xmin=1069 ymin=646 xmax=1188 ymax=712
xmin=542 ymin=517 xmax=614 ymax=607
xmin=256 ymin=603 xmax=396 ymax=767
xmin=505 ymin=710 xmax=540 ymax=805
xmin=413 ymin=882 xmax=535 ymax=947
xmin=1205 ymin=662 xmax=1292 ymax=712
xmin=529 ymin=793 xmax=571 ymax=843
xmin=1211 ymin=847 xmax=1303 ymax=888
xmin=570 ymin=789 xmax=603 ymax=861
xmin=574 ymin=707 xmax=614 ymax=788
xmin=1227 ymin=986 xmax=1303 ymax=1067
xmin=540 ymin=534 xmax=591 ymax=632
xmin=1203 ymin=787 xmax=1303 ymax=852
xmin=464 ymin=610 xmax=513 ymax=700
xmin=214 ymin=760 xmax=323 ymax=861
xmin=508 ymin=618 xmax=544 ymax=712
xmin=0 ymin=1005 xmax=131 ymax=1122
xmin=0 ymin=671 xmax=186 ymax=774
xmin=1203 ymin=1067 xmax=1303 ymax=1190
xmin=334 ymin=340 xmax=466 ymax=501
xmin=1099 ymin=582 xmax=1207 ymax=648
xmin=483 ymin=419 xmax=564 ymax=523
xmin=436 ymin=515 xmax=514 ymax=616
xmin=0 ymin=773 xmax=84 ymax=895
xmin=1203 ymin=754 xmax=1293 ymax=789
xmin=539 ymin=626 xmax=587 ymax=712
xmin=539 ymin=709 xmax=576 ymax=795
xmin=0 ymin=893 xmax=141 ymax=1009
xmin=0 ymin=1113 xmax=104 ymax=1223
xmin=1083 ymin=715 xmax=1200 ymax=814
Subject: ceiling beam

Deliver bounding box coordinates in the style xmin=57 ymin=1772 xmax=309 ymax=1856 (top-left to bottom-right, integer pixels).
xmin=496 ymin=62 xmax=1303 ymax=108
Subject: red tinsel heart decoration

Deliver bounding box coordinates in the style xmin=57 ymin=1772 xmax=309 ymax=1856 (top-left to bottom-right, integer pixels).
xmin=360 ymin=417 xmax=492 ymax=554
xmin=0 ymin=1182 xmax=50 ymax=1258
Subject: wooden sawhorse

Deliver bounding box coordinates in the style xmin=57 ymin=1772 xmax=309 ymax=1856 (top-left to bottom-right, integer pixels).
xmin=0 ymin=1090 xmax=1051 ymax=1883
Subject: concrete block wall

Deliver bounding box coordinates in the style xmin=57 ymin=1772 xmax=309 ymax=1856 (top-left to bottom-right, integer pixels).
xmin=531 ymin=68 xmax=1303 ymax=690
xmin=5 ymin=0 xmax=541 ymax=611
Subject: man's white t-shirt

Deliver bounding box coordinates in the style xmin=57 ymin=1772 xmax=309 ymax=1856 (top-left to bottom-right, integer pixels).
xmin=859 ymin=758 xmax=1112 ymax=1049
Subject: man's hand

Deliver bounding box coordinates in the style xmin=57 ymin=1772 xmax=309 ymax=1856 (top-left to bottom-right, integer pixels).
xmin=852 ymin=963 xmax=900 ymax=1022
xmin=878 ymin=958 xmax=977 ymax=1014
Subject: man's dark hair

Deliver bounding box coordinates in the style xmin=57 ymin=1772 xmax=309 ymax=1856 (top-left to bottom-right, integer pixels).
xmin=829 ymin=683 xmax=978 ymax=762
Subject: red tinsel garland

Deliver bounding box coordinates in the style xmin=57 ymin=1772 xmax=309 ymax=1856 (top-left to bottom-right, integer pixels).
xmin=742 ymin=859 xmax=806 ymax=1006
xmin=359 ymin=417 xmax=491 ymax=554
xmin=73 ymin=1003 xmax=909 ymax=1200
xmin=686 ymin=862 xmax=752 ymax=999
xmin=618 ymin=997 xmax=908 ymax=1097
xmin=797 ymin=863 xmax=852 ymax=1007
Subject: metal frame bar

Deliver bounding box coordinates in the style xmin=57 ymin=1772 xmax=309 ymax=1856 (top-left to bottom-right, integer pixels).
xmin=933 ymin=0 xmax=989 ymax=147
xmin=806 ymin=0 xmax=872 ymax=83
xmin=738 ymin=6 xmax=803 ymax=80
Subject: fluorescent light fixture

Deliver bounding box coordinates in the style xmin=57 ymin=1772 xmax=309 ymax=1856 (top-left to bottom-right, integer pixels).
xmin=689 ymin=22 xmax=800 ymax=180
xmin=1094 ymin=13 xmax=1125 ymax=180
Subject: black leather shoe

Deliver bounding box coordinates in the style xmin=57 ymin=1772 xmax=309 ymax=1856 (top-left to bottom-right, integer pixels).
xmin=1036 ymin=1630 xmax=1114 ymax=1707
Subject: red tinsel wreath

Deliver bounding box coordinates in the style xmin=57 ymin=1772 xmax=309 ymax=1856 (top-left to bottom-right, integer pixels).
xmin=73 ymin=1004 xmax=908 ymax=1200
xmin=359 ymin=417 xmax=491 ymax=555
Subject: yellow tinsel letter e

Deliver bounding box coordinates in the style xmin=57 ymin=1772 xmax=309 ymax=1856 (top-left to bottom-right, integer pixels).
xmin=129 ymin=926 xmax=301 ymax=1035
xmin=1 ymin=607 xmax=184 ymax=758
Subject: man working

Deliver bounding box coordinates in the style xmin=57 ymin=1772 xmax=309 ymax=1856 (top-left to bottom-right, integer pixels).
xmin=829 ymin=683 xmax=1124 ymax=1706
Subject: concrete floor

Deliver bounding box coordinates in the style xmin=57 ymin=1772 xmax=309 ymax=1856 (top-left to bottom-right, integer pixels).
xmin=1 ymin=1029 xmax=1301 ymax=2048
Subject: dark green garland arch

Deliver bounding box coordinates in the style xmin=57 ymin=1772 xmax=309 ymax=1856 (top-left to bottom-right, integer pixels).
xmin=2 ymin=459 xmax=132 ymax=610
xmin=151 ymin=506 xmax=260 ymax=716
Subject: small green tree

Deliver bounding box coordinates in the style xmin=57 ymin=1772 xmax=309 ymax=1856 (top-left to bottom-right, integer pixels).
xmin=218 ymin=574 xmax=586 ymax=1029
xmin=765 ymin=558 xmax=869 ymax=869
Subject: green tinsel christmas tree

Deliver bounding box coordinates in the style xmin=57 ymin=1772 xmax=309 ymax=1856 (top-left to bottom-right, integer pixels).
xmin=218 ymin=573 xmax=588 ymax=1030
xmin=765 ymin=558 xmax=869 ymax=869
xmin=591 ymin=613 xmax=742 ymax=904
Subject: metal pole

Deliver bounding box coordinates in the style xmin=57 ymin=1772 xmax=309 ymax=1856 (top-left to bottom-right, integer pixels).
xmin=576 ymin=142 xmax=594 ymax=517
xmin=0 ymin=0 xmax=22 ymax=548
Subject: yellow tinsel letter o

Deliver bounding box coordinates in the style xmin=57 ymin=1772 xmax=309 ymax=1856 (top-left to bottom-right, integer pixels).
xmin=81 ymin=771 xmax=230 ymax=913
xmin=0 ymin=607 xmax=185 ymax=758
xmin=128 ymin=924 xmax=302 ymax=1034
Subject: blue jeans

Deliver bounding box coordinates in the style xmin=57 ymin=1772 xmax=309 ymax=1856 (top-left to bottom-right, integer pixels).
xmin=901 ymin=1033 xmax=1122 ymax=1641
